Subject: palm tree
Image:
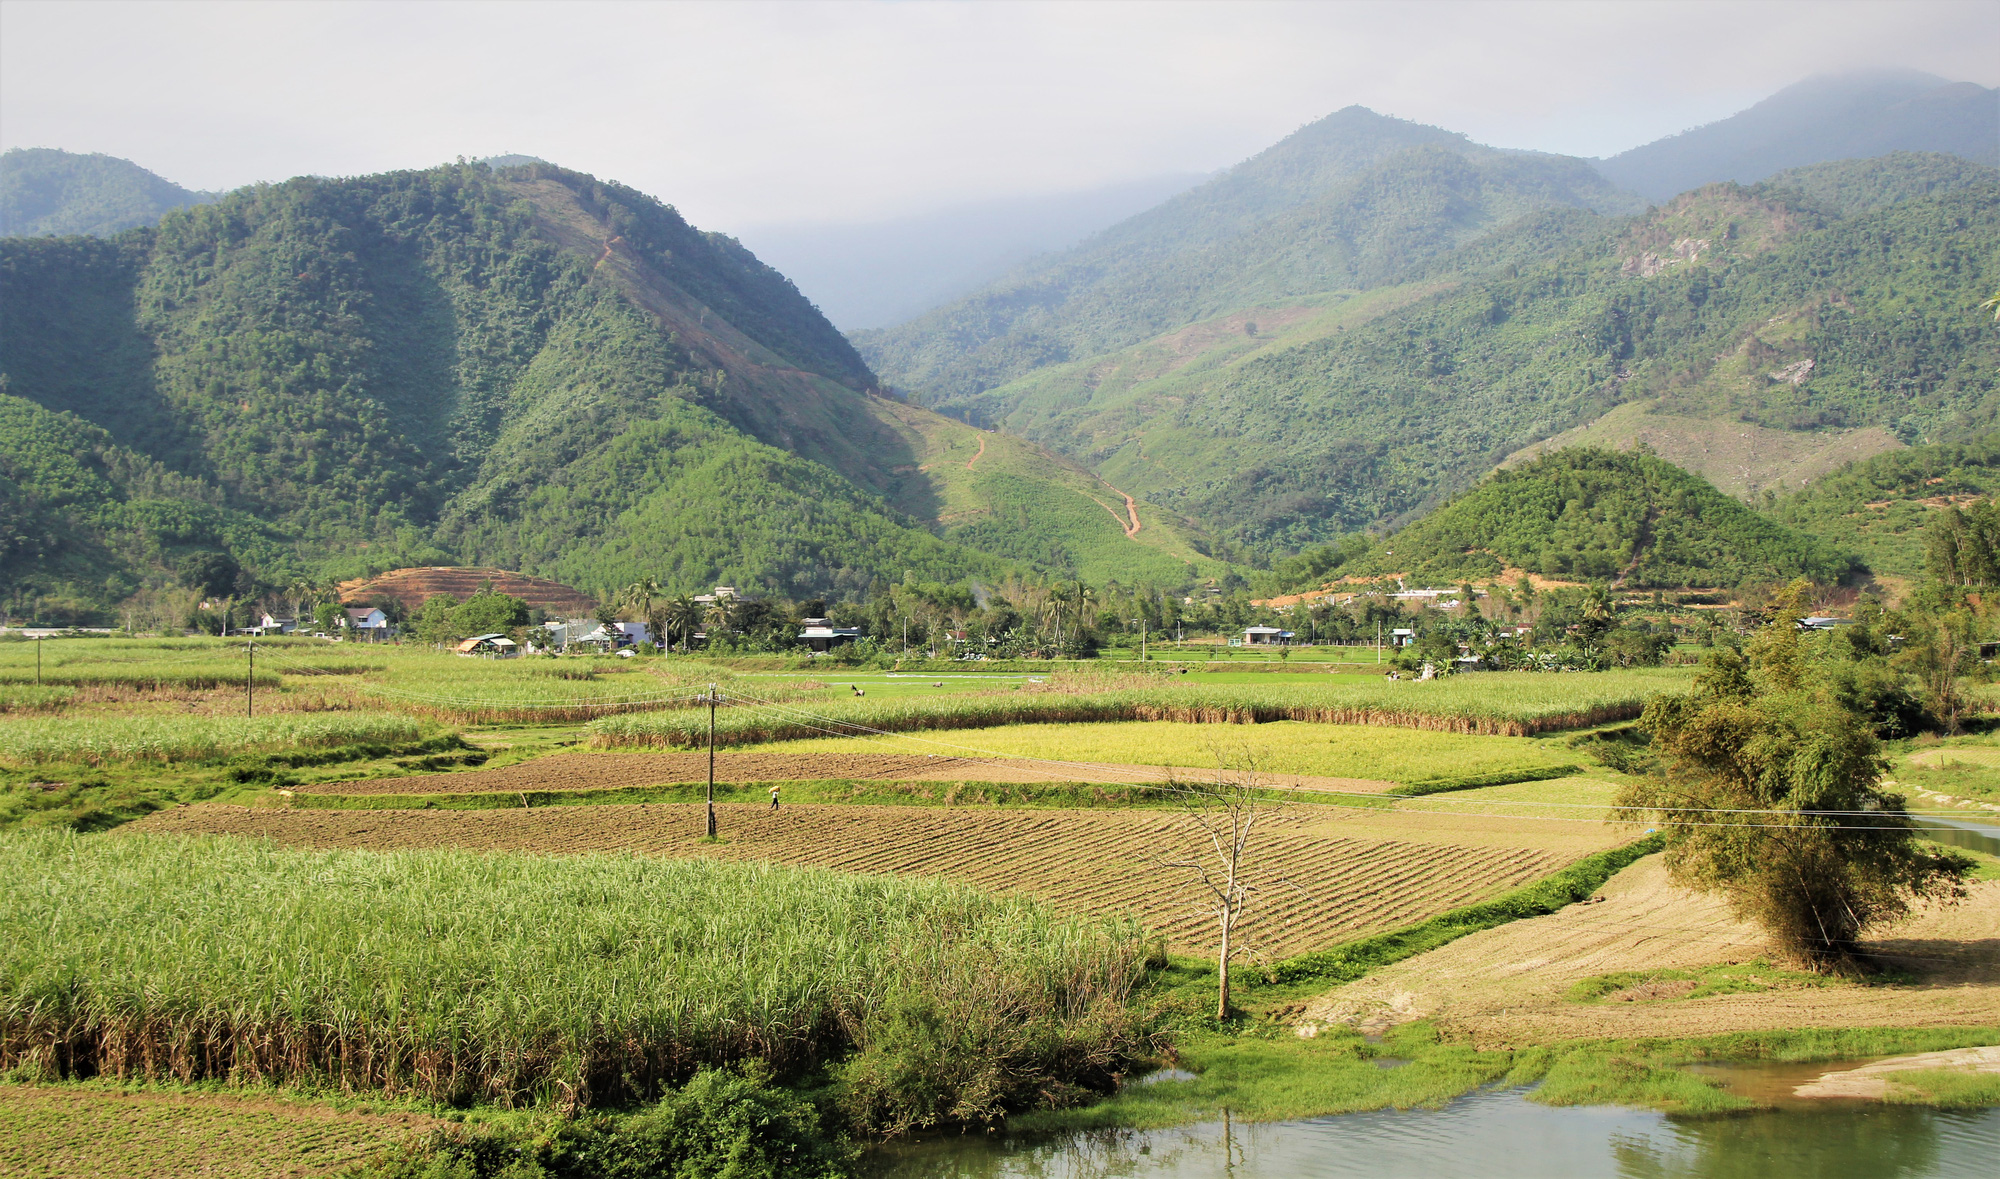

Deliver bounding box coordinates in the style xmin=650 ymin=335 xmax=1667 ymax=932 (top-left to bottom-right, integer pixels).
xmin=662 ymin=594 xmax=700 ymax=654
xmin=703 ymin=598 xmax=735 ymax=643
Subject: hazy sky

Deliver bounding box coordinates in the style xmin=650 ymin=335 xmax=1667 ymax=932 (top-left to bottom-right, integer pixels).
xmin=2 ymin=0 xmax=1994 ymax=232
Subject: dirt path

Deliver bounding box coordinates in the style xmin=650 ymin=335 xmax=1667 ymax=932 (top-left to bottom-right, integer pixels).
xmin=1086 ymin=489 xmax=1143 ymax=539
xmin=1297 ymin=857 xmax=2000 ymax=1046
xmin=594 ymin=234 xmax=624 ymax=270
xmin=290 ymin=750 xmax=1400 ymax=796
xmin=966 ymin=433 xmax=986 ymax=469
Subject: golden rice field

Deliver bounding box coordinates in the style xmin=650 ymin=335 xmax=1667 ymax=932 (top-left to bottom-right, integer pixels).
xmin=737 ymin=720 xmax=1579 ymax=785
xmin=128 ymin=800 xmax=1635 ymax=957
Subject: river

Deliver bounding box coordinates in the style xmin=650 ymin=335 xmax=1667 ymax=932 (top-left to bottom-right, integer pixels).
xmin=865 ymin=1071 xmax=1999 ymax=1178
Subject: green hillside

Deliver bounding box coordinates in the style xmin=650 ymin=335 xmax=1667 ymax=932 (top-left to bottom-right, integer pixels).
xmin=929 ymin=164 xmax=1999 ymax=558
xmin=854 ymin=107 xmax=1640 ymax=403
xmin=1325 ymin=448 xmax=1854 ymax=590
xmin=1762 ymin=151 xmax=1999 ymax=217
xmin=0 ymin=148 xmax=215 ymax=237
xmin=0 ymin=158 xmax=1239 ymax=621
xmin=1770 ymin=434 xmax=2000 ymax=579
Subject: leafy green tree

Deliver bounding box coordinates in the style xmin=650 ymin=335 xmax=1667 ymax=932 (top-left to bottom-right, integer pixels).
xmin=1621 ymin=593 xmax=1973 ymax=967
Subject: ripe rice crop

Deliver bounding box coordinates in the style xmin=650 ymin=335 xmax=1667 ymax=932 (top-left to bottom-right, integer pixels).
xmin=0 ymin=831 xmax=1145 ymax=1111
xmin=591 ymin=670 xmax=1687 ymax=749
xmin=0 ymin=712 xmax=421 ymax=764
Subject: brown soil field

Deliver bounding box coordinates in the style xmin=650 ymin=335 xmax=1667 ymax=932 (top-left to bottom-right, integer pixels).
xmin=337 ymin=566 xmax=595 ymax=614
xmin=1299 ymin=857 xmax=2000 ymax=1047
xmin=293 ymin=750 xmax=1396 ymax=796
xmin=0 ymin=1085 xmax=437 ymax=1178
xmin=127 ymin=802 xmax=1628 ymax=957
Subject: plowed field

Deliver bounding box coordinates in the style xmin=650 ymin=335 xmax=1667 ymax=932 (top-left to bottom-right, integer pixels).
xmin=0 ymin=1085 xmax=437 ymax=1178
xmin=293 ymin=751 xmax=1396 ymax=795
xmin=128 ymin=802 xmax=1623 ymax=956
xmin=1301 ymin=857 xmax=2000 ymax=1045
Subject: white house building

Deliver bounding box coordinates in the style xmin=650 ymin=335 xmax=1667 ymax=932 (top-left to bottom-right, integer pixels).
xmin=343 ymin=607 xmax=392 ymax=640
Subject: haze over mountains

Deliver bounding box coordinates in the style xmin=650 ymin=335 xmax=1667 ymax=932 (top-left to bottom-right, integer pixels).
xmin=1 ymin=68 xmax=1996 ymax=620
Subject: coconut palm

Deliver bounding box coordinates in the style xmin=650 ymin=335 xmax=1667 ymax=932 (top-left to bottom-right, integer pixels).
xmin=662 ymin=594 xmax=700 ymax=653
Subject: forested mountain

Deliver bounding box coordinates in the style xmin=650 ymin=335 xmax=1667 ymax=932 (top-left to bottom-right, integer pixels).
xmin=0 ymin=148 xmax=215 ymax=237
xmin=1313 ymin=448 xmax=1854 ymax=590
xmin=853 ymin=106 xmax=1642 ymax=402
xmin=904 ymin=155 xmax=1998 ymax=560
xmin=1595 ymin=71 xmax=2000 ymax=201
xmin=0 ymin=161 xmax=1223 ymax=621
xmin=1769 ymin=434 xmax=2000 ymax=579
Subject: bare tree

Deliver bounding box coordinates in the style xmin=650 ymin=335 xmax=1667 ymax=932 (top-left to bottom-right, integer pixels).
xmin=1159 ymin=755 xmax=1293 ymax=1020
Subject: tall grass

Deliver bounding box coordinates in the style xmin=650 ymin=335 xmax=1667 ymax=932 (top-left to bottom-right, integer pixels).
xmin=0 ymin=685 xmax=75 ymax=714
xmin=330 ymin=653 xmax=825 ymax=724
xmin=0 ymin=712 xmax=421 ymax=764
xmin=591 ymin=670 xmax=1685 ymax=749
xmin=0 ymin=832 xmax=1146 ymax=1121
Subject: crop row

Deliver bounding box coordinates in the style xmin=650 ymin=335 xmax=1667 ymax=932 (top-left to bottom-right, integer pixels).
xmin=589 ymin=670 xmax=1682 ymax=748
xmin=0 ymin=712 xmax=422 ymax=764
xmin=132 ymin=801 xmax=1582 ymax=959
xmin=0 ymin=831 xmax=1145 ymax=1112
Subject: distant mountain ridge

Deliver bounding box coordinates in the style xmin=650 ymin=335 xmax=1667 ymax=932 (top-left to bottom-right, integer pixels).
xmin=1596 ymin=70 xmax=1999 ymax=201
xmin=854 ymin=106 xmax=1643 ymax=404
xmin=0 ymin=147 xmax=216 ymax=237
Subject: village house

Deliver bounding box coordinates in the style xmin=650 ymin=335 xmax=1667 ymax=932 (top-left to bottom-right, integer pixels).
xmin=798 ymin=617 xmax=861 ymax=654
xmin=1240 ymin=625 xmax=1296 ymax=646
xmin=255 ymin=612 xmax=297 ymax=634
xmin=343 ymin=607 xmax=392 ymax=641
xmin=454 ymin=633 xmax=517 ymax=658
xmin=579 ymin=621 xmax=650 ymax=650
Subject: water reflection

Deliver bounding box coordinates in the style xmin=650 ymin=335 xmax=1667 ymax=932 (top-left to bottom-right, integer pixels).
xmin=864 ymin=1087 xmax=2000 ymax=1178
xmin=1911 ymin=816 xmax=2000 ymax=857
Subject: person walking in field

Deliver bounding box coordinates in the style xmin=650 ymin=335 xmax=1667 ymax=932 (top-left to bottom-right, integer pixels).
xmin=769 ymin=784 xmax=780 ymax=811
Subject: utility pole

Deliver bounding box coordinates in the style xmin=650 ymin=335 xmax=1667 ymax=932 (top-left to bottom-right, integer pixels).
xmin=705 ymin=684 xmax=718 ymax=838
xmin=1376 ymin=620 xmax=1382 ymax=664
xmin=35 ymin=637 xmax=41 ymax=685
xmin=247 ymin=636 xmax=255 ymax=717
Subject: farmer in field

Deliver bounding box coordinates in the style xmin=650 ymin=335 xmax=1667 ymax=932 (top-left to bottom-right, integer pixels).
xmin=769 ymin=784 xmax=781 ymax=811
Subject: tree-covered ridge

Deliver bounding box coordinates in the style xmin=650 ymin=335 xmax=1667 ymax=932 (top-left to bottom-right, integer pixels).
xmin=1762 ymin=152 xmax=1998 ymax=218
xmin=932 ymin=172 xmax=1999 ymax=558
xmin=854 ymin=107 xmax=1640 ymax=403
xmin=0 ymin=163 xmax=1034 ymax=616
xmin=0 ymin=148 xmax=215 ymax=238
xmin=1333 ymin=448 xmax=1855 ymax=589
xmin=1770 ymin=434 xmax=2000 ymax=578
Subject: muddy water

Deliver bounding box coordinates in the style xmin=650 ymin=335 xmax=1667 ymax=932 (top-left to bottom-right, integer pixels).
xmin=864 ymin=1078 xmax=1999 ymax=1178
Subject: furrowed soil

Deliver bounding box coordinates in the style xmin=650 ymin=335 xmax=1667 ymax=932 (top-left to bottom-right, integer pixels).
xmin=0 ymin=1084 xmax=438 ymax=1178
xmin=126 ymin=802 xmax=1629 ymax=957
xmin=292 ymin=750 xmax=1396 ymax=795
xmin=1300 ymin=856 xmax=2000 ymax=1046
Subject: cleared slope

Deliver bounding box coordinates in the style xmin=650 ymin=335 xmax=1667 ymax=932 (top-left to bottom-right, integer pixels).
xmin=1501 ymin=400 xmax=1905 ymax=502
